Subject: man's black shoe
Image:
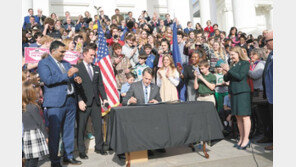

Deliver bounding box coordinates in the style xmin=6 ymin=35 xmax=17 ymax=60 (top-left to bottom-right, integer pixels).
xmin=257 ymin=137 xmax=273 ymax=143
xmin=95 ymin=149 xmax=108 ymax=155
xmin=63 ymin=158 xmax=82 ymax=165
xmin=79 ymin=153 xmax=89 ymax=159
xmin=155 ymin=148 xmax=166 ymax=153
xmin=148 ymin=150 xmax=154 ymax=156
xmin=51 ymin=163 xmax=62 ymax=167
xmin=117 ymin=153 xmax=126 ymax=160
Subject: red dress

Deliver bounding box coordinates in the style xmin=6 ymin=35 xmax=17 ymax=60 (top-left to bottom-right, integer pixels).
xmin=204 ymin=26 xmax=214 ymax=37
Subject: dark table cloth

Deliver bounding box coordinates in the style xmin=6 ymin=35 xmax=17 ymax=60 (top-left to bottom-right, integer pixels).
xmin=106 ymin=101 xmax=224 ymax=155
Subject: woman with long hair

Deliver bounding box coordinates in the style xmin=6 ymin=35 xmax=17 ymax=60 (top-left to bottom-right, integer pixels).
xmin=138 ymin=30 xmax=149 ymax=54
xmin=228 ymin=27 xmax=239 ymax=47
xmin=221 ymin=46 xmax=251 ymax=150
xmin=213 ymin=41 xmax=228 ymax=65
xmin=194 ymin=23 xmax=203 ymax=34
xmin=63 ymin=38 xmax=75 ymax=51
xmin=157 ymin=55 xmax=180 ymax=102
xmin=22 ymin=81 xmax=49 ymax=167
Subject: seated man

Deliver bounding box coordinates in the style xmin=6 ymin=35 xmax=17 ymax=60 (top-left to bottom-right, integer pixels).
xmin=122 ymin=67 xmax=162 ymax=106
xmin=121 ymin=67 xmax=163 ymax=158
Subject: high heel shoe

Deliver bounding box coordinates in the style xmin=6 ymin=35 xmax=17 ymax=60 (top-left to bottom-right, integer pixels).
xmin=233 ymin=143 xmax=241 ymax=148
xmin=238 ymin=141 xmax=251 ymax=150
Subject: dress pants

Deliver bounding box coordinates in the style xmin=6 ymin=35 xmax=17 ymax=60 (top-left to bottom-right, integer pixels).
xmin=197 ymin=95 xmax=216 ymax=106
xmin=77 ymin=99 xmax=104 ymax=153
xmin=46 ymin=96 xmax=76 ymax=165
xmin=256 ymin=102 xmax=273 ymax=139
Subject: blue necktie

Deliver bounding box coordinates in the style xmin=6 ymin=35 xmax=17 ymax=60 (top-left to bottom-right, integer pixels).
xmin=87 ymin=64 xmax=93 ymax=81
xmin=57 ymin=62 xmax=72 ymax=92
xmin=144 ymin=86 xmax=148 ymax=104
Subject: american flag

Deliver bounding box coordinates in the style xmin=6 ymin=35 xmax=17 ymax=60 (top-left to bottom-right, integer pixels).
xmin=94 ymin=20 xmax=120 ymax=116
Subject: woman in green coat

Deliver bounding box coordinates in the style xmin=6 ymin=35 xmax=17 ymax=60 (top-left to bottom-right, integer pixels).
xmin=221 ymin=46 xmax=251 ymax=150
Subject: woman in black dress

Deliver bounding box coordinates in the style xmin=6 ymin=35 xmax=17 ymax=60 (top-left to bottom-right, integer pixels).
xmin=221 ymin=46 xmax=251 ymax=150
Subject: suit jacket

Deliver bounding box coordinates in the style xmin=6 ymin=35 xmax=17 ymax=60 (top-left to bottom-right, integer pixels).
xmin=183 ymin=65 xmax=196 ymax=85
xmin=75 ymin=62 xmax=107 ymax=106
xmin=184 ymin=28 xmax=193 ymax=34
xmin=122 ymin=81 xmax=162 ymax=106
xmin=224 ymin=60 xmax=250 ymax=95
xmin=38 ymin=56 xmax=76 ymax=107
xmin=36 ymin=15 xmax=46 ymax=25
xmin=25 ymin=23 xmax=41 ymax=31
xmin=23 ymin=15 xmax=40 ymax=30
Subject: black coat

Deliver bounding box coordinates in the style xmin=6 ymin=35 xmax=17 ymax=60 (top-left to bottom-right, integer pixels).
xmin=75 ymin=62 xmax=107 ymax=106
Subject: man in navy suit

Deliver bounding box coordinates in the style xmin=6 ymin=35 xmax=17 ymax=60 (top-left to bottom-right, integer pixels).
xmin=38 ymin=41 xmax=82 ymax=167
xmin=184 ymin=21 xmax=193 ymax=35
xmin=23 ymin=8 xmax=40 ymax=30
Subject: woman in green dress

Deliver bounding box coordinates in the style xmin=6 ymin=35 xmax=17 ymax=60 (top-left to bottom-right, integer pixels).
xmin=221 ymin=46 xmax=251 ymax=150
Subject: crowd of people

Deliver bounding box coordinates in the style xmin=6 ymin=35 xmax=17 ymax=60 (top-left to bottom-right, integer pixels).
xmin=22 ymin=7 xmax=273 ymax=167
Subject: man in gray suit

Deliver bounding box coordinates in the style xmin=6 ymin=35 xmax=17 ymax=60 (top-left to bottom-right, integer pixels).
xmin=121 ymin=67 xmax=164 ymax=157
xmin=122 ymin=67 xmax=162 ymax=106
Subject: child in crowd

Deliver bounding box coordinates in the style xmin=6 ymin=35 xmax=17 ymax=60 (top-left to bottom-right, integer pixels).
xmin=120 ymin=73 xmax=135 ymax=97
xmin=133 ymin=54 xmax=149 ymax=82
xmin=144 ymin=44 xmax=156 ymax=69
xmin=194 ymin=60 xmax=216 ymax=106
xmin=214 ymin=60 xmax=229 ymax=113
xmin=22 ymin=81 xmax=49 ymax=167
xmin=220 ymin=94 xmax=232 ymax=134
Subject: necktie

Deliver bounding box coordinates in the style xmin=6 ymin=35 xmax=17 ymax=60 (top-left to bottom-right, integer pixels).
xmin=144 ymin=86 xmax=148 ymax=104
xmin=57 ymin=62 xmax=72 ymax=92
xmin=87 ymin=64 xmax=93 ymax=81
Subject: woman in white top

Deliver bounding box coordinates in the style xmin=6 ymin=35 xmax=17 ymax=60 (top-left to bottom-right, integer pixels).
xmin=157 ymin=55 xmax=180 ymax=102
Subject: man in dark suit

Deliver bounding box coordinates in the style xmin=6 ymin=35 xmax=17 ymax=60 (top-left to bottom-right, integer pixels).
xmin=25 ymin=16 xmax=41 ymax=31
xmin=36 ymin=9 xmax=46 ymax=27
xmin=164 ymin=13 xmax=173 ymax=27
xmin=184 ymin=21 xmax=194 ymax=35
xmin=23 ymin=8 xmax=40 ymax=30
xmin=38 ymin=41 xmax=82 ymax=167
xmin=122 ymin=67 xmax=162 ymax=106
xmin=75 ymin=44 xmax=109 ymax=159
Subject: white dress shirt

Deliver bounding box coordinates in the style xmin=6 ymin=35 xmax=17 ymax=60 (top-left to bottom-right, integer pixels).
xmin=51 ymin=55 xmax=74 ymax=95
xmin=83 ymin=60 xmax=94 ymax=78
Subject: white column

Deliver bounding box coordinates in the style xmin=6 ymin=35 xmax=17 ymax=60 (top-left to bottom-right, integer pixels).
xmin=224 ymin=0 xmax=234 ymax=33
xmin=209 ymin=0 xmax=217 ymax=24
xmin=22 ymin=0 xmax=33 ymax=19
xmin=33 ymin=0 xmax=50 ymax=16
xmin=167 ymin=0 xmax=174 ymax=18
xmin=168 ymin=0 xmax=192 ymax=28
xmin=199 ymin=0 xmax=211 ymax=27
xmin=134 ymin=0 xmax=148 ymax=20
xmin=232 ymin=0 xmax=257 ymax=33
xmin=94 ymin=0 xmax=116 ymax=19
xmin=268 ymin=6 xmax=273 ymax=30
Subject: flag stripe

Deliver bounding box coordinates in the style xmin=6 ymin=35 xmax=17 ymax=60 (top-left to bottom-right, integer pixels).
xmin=99 ymin=62 xmax=119 ymax=102
xmin=100 ymin=73 xmax=118 ymax=104
xmin=94 ymin=18 xmax=120 ymax=114
xmin=100 ymin=58 xmax=118 ymax=88
xmin=99 ymin=60 xmax=118 ymax=97
xmin=104 ymin=56 xmax=116 ymax=79
xmin=99 ymin=64 xmax=118 ymax=102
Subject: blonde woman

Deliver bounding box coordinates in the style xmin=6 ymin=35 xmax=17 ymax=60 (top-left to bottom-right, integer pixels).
xmin=221 ymin=46 xmax=251 ymax=150
xmin=62 ymin=38 xmax=75 ymax=51
xmin=213 ymin=41 xmax=228 ymax=64
xmin=157 ymin=55 xmax=180 ymax=102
